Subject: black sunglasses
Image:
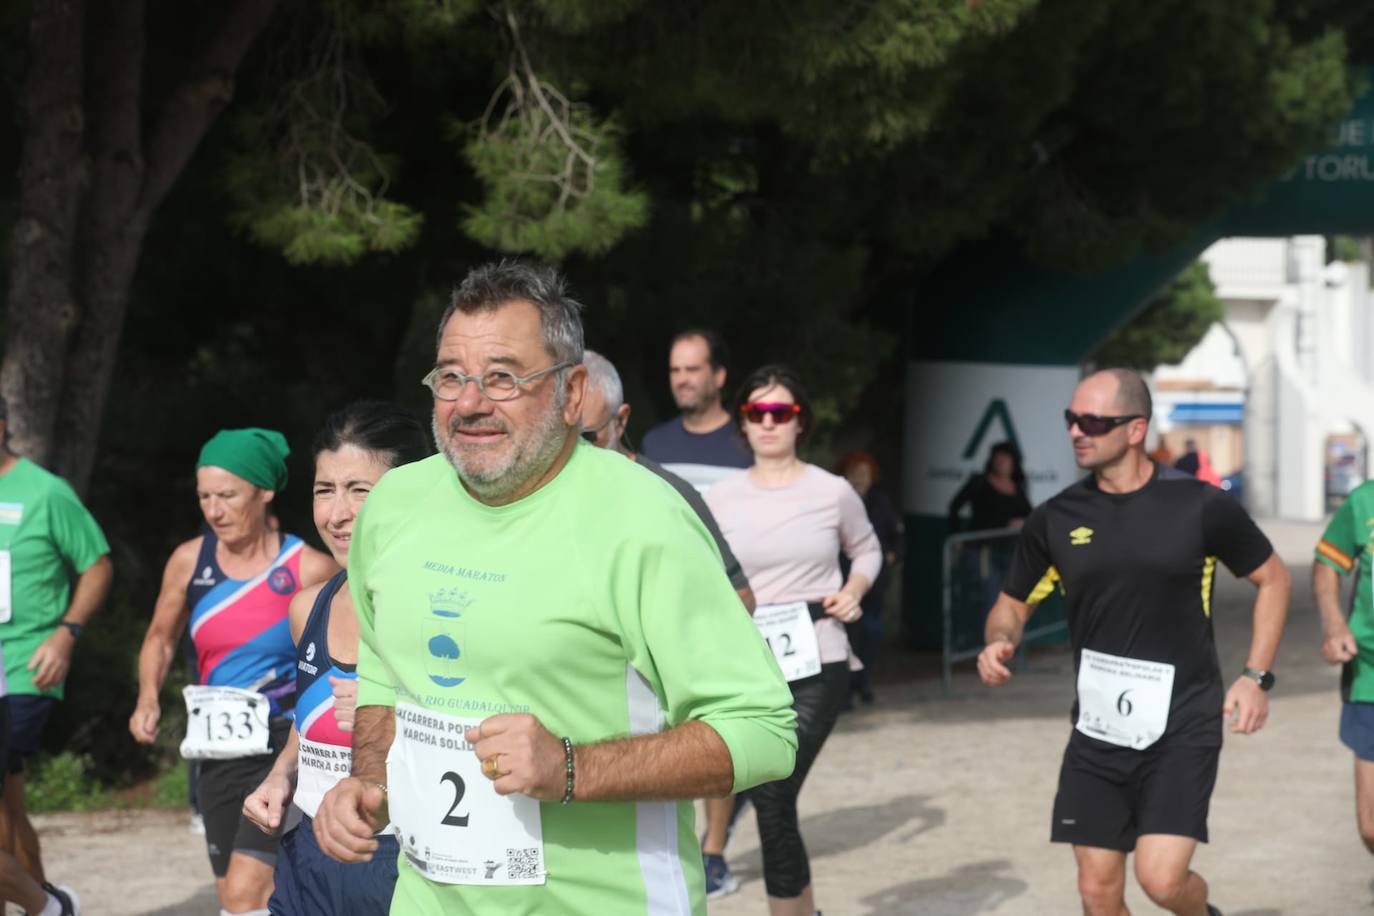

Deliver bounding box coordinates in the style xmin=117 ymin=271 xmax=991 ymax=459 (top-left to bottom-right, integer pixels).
xmin=1064 ymin=410 xmax=1142 ymax=437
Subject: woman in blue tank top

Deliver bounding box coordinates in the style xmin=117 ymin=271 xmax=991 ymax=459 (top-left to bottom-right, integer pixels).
xmin=130 ymin=428 xmax=338 ymax=914
xmin=242 ymin=402 xmax=430 ymax=916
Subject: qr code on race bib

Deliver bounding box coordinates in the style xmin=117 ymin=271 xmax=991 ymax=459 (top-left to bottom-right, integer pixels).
xmin=507 ymin=847 xmax=541 ymax=880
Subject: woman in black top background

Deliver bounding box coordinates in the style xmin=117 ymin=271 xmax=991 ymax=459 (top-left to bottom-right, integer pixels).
xmin=948 ymin=441 xmax=1032 ymax=533
xmin=948 ymin=442 xmax=1033 ymax=618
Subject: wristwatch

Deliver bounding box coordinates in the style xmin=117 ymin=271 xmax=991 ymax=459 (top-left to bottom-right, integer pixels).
xmin=1241 ymin=667 xmax=1275 ymax=691
xmin=59 ymin=621 xmax=82 ymax=640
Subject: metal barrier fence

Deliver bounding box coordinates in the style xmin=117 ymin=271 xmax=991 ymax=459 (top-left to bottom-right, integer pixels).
xmin=941 ymin=527 xmax=1069 ymax=694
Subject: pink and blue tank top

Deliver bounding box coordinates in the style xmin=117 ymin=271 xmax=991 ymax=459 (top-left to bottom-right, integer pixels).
xmin=292 ymin=571 xmax=358 ymax=818
xmin=186 ymin=531 xmax=304 ymax=715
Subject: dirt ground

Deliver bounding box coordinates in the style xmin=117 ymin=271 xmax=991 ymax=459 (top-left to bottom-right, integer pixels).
xmin=24 ymin=520 xmax=1371 ymax=915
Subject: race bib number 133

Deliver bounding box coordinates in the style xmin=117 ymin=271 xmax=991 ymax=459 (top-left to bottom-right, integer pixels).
xmin=179 ymin=685 xmax=270 ymax=760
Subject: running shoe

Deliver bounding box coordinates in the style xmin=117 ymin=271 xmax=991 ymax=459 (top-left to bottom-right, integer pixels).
xmin=189 ymin=812 xmax=205 ymax=835
xmin=702 ymin=853 xmax=739 ymax=899
xmin=41 ymin=882 xmax=80 ymax=916
xmin=1206 ymin=906 xmax=1222 ymax=916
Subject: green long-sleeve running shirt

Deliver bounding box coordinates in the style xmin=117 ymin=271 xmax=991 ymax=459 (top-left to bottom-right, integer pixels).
xmin=350 ymin=444 xmax=797 ymax=915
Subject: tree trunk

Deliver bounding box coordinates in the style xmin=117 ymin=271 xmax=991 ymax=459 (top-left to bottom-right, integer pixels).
xmin=0 ymin=0 xmax=280 ymax=494
xmin=0 ymin=0 xmax=86 ymax=468
xmin=50 ymin=0 xmax=148 ymax=491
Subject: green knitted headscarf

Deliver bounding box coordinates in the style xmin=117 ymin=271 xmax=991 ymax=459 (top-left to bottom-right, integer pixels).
xmin=196 ymin=428 xmax=291 ymax=492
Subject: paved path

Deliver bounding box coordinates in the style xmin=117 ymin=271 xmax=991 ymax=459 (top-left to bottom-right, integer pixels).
xmin=25 ymin=520 xmax=1369 ymax=914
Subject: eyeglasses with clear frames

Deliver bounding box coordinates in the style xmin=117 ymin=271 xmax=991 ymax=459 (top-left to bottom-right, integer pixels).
xmin=421 ymin=361 xmax=573 ymax=402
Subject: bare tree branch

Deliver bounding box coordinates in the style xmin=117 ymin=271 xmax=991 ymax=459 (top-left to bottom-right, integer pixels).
xmin=474 ymin=4 xmax=608 ymax=215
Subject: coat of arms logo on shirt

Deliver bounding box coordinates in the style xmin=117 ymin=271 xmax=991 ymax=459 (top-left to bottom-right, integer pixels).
xmin=425 ymin=588 xmax=472 ymax=688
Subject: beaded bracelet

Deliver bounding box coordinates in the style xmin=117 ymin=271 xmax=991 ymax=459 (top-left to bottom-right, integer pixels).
xmin=560 ymin=737 xmax=575 ymax=805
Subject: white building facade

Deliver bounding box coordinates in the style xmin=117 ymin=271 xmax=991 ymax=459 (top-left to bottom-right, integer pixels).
xmin=1155 ymin=236 xmax=1373 ymax=520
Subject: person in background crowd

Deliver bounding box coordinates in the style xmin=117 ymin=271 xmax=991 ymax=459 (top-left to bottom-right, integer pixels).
xmin=1312 ymin=478 xmax=1374 ymax=860
xmin=1195 ymin=450 xmax=1223 ymax=488
xmin=0 ymin=395 xmax=112 ymax=911
xmin=947 ymin=442 xmax=1033 ymax=616
xmin=947 ymin=441 xmax=1031 ymax=534
xmin=243 ymin=402 xmax=431 ymax=916
xmin=1149 ymin=436 xmax=1175 ymax=466
xmin=707 ymin=364 xmax=881 ymax=916
xmin=642 ymin=329 xmax=753 ymax=493
xmin=0 ymin=657 xmax=74 ymax=916
xmin=130 ymin=428 xmax=337 ymax=915
xmin=834 ymin=451 xmax=903 ymax=706
xmin=639 ymin=328 xmax=758 ymax=894
xmin=1174 ymin=438 xmax=1201 ymax=476
xmin=581 ymin=348 xmax=755 ymax=899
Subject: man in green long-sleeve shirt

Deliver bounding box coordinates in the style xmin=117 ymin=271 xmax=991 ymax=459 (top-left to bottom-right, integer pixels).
xmin=313 ymin=261 xmax=797 ymax=915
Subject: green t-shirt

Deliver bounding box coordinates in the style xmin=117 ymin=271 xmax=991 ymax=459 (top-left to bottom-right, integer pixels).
xmin=351 ymin=444 xmax=798 ymax=916
xmin=1317 ymin=480 xmax=1374 ymax=701
xmin=0 ymin=458 xmax=110 ymax=698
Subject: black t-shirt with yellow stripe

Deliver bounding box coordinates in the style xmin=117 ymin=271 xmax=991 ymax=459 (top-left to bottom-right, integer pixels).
xmin=1003 ymin=463 xmax=1273 ymax=747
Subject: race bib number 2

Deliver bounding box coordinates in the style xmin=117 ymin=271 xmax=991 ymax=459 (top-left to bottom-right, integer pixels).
xmin=1075 ymin=648 xmax=1175 ymax=750
xmin=753 ymin=602 xmax=823 ymax=683
xmin=179 ymin=685 xmax=270 ymax=760
xmin=387 ymin=702 xmax=546 ymax=886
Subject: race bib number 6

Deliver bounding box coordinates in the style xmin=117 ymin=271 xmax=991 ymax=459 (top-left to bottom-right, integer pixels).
xmin=387 ymin=702 xmax=546 ymax=885
xmin=753 ymin=602 xmax=823 ymax=683
xmin=1075 ymin=648 xmax=1175 ymax=750
xmin=179 ymin=685 xmax=270 ymax=760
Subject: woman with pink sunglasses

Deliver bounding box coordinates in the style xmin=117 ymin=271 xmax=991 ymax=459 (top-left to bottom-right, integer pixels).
xmin=705 ymin=364 xmax=881 ymax=916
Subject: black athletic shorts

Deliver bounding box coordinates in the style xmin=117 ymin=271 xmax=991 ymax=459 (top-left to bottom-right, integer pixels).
xmin=1050 ymin=736 xmax=1219 ymax=852
xmin=198 ymin=717 xmax=294 ymax=877
xmin=6 ymin=695 xmax=56 ymax=775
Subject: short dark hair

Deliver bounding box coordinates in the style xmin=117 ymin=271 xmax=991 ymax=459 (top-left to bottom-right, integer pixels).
xmin=733 ymin=364 xmax=815 ymax=444
xmin=1105 ymin=368 xmax=1152 ymax=421
xmin=671 ymin=328 xmax=729 ymax=373
xmin=313 ymin=400 xmax=432 ymax=470
xmin=438 ymin=260 xmax=585 ymax=365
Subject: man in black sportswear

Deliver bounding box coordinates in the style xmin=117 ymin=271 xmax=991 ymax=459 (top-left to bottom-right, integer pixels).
xmin=977 ymin=369 xmax=1290 ymax=916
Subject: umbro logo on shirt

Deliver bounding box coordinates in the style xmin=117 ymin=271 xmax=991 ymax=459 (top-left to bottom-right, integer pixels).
xmin=1070 ymin=527 xmax=1094 ymax=546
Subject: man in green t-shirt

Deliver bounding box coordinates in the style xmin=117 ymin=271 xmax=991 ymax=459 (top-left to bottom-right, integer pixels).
xmin=313 ymin=262 xmax=797 ymax=915
xmin=1314 ymin=480 xmax=1374 ymax=856
xmin=0 ymin=396 xmax=112 ymax=907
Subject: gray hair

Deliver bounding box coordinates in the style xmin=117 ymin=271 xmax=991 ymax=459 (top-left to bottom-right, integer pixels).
xmin=581 ymin=349 xmax=624 ymax=411
xmin=437 ymin=260 xmax=585 ymax=365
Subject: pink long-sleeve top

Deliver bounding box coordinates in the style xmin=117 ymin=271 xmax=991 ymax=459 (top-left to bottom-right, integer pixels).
xmin=706 ymin=464 xmax=883 ymax=665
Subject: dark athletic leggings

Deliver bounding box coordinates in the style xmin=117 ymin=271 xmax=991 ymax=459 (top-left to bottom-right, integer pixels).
xmin=753 ymin=661 xmax=848 ymax=899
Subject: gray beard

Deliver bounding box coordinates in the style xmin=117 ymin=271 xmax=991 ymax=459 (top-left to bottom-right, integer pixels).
xmin=433 ymin=387 xmax=570 ymax=503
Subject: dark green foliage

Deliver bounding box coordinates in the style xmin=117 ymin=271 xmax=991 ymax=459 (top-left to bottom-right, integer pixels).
xmin=1090 ymin=262 xmax=1225 ymax=370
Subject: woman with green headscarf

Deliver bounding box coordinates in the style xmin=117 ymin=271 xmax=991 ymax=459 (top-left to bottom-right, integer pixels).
xmin=130 ymin=428 xmax=337 ymax=914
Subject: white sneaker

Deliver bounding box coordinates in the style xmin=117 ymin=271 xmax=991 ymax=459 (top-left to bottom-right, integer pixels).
xmin=189 ymin=812 xmax=205 ymax=835
xmin=41 ymin=882 xmax=80 ymax=916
